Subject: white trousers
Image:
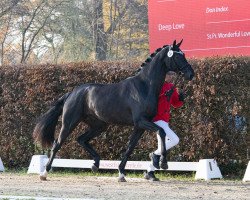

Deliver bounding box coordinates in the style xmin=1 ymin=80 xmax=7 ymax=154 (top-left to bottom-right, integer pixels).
xmin=147 ymin=120 xmax=179 ymax=172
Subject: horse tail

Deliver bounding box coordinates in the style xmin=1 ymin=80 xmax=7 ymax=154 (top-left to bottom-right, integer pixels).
xmin=33 ymin=92 xmax=70 ymax=149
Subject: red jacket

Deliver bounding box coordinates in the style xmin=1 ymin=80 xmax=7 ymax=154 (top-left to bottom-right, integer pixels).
xmin=153 ymin=82 xmax=183 ymax=122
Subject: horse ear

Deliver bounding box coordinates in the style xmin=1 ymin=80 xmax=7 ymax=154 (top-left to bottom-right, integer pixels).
xmin=173 ymin=40 xmax=177 ymax=46
xmin=177 ymin=39 xmax=183 ymax=47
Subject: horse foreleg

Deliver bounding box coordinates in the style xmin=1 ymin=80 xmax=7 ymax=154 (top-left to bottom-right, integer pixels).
xmin=158 ymin=130 xmax=168 ymax=170
xmin=118 ymin=128 xmax=144 ymax=182
xmin=137 ymin=119 xmax=168 ymax=169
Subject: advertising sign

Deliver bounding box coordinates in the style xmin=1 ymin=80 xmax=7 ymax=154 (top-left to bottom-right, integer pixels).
xmin=148 ymin=0 xmax=250 ymax=57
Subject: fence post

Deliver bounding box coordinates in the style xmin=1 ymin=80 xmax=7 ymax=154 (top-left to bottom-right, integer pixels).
xmin=27 ymin=155 xmax=48 ymax=174
xmin=0 ymin=157 xmax=4 ymax=172
xmin=243 ymin=161 xmax=250 ymax=182
xmin=195 ymin=159 xmax=222 ymax=181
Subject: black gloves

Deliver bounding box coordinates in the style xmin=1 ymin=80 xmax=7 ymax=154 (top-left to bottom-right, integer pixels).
xmin=179 ymin=91 xmax=186 ymax=102
xmin=165 ymin=87 xmax=186 ymax=102
xmin=165 ymin=87 xmax=174 ymax=102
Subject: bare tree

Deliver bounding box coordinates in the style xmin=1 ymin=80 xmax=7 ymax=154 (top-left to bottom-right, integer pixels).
xmin=93 ymin=0 xmax=132 ymax=60
xmin=0 ymin=0 xmax=22 ymax=18
xmin=0 ymin=0 xmax=149 ymax=65
xmin=0 ymin=14 xmax=12 ymax=65
xmin=37 ymin=0 xmax=148 ymax=62
xmin=19 ymin=0 xmax=67 ymax=63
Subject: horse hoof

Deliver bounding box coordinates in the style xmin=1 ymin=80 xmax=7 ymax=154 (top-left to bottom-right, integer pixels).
xmin=91 ymin=164 xmax=99 ymax=172
xmin=118 ymin=177 xmax=127 ymax=182
xmin=39 ymin=170 xmax=48 ymax=181
xmin=160 ymin=162 xmax=168 ymax=170
xmin=39 ymin=175 xmax=47 ymax=181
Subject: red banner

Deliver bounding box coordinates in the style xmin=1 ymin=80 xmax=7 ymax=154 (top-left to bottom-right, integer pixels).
xmin=148 ymin=0 xmax=250 ymax=57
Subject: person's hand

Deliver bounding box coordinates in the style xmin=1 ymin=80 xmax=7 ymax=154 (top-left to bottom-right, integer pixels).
xmin=179 ymin=91 xmax=186 ymax=101
xmin=165 ymin=87 xmax=174 ymax=101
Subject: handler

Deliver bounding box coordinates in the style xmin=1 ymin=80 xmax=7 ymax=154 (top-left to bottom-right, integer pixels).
xmin=144 ymin=71 xmax=186 ymax=181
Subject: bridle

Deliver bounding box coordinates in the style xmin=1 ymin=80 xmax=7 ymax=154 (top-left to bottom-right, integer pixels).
xmin=166 ymin=46 xmax=189 ymax=92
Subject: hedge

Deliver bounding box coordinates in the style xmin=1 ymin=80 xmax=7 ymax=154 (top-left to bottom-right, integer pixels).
xmin=0 ymin=57 xmax=249 ymax=175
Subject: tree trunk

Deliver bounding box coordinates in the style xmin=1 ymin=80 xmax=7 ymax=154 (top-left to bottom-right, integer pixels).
xmin=94 ymin=1 xmax=107 ymax=60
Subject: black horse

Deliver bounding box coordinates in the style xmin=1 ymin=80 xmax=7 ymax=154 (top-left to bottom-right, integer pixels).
xmin=33 ymin=40 xmax=194 ymax=182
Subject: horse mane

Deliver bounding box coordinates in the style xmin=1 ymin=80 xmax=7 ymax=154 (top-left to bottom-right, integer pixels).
xmin=135 ymin=45 xmax=169 ymax=74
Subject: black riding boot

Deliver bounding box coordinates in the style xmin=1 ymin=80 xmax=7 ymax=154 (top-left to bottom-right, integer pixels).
xmin=144 ymin=171 xmax=160 ymax=181
xmin=149 ymin=152 xmax=160 ymax=169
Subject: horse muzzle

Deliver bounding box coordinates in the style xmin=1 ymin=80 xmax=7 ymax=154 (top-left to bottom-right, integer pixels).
xmin=182 ymin=64 xmax=194 ymax=81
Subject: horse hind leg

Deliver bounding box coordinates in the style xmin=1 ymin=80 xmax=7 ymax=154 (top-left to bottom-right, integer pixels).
xmin=40 ymin=138 xmax=61 ymax=180
xmin=77 ymin=122 xmax=107 ymax=172
xmin=39 ymin=124 xmax=73 ymax=180
xmin=40 ymin=117 xmax=81 ymax=180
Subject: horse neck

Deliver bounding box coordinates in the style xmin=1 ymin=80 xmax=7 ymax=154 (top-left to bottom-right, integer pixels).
xmin=139 ymin=55 xmax=168 ymax=95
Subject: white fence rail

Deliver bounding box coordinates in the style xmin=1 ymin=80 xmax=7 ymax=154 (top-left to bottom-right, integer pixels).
xmin=28 ymin=155 xmax=223 ymax=181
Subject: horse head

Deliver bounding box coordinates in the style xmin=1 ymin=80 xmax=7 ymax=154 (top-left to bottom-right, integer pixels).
xmin=163 ymin=40 xmax=194 ymax=80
